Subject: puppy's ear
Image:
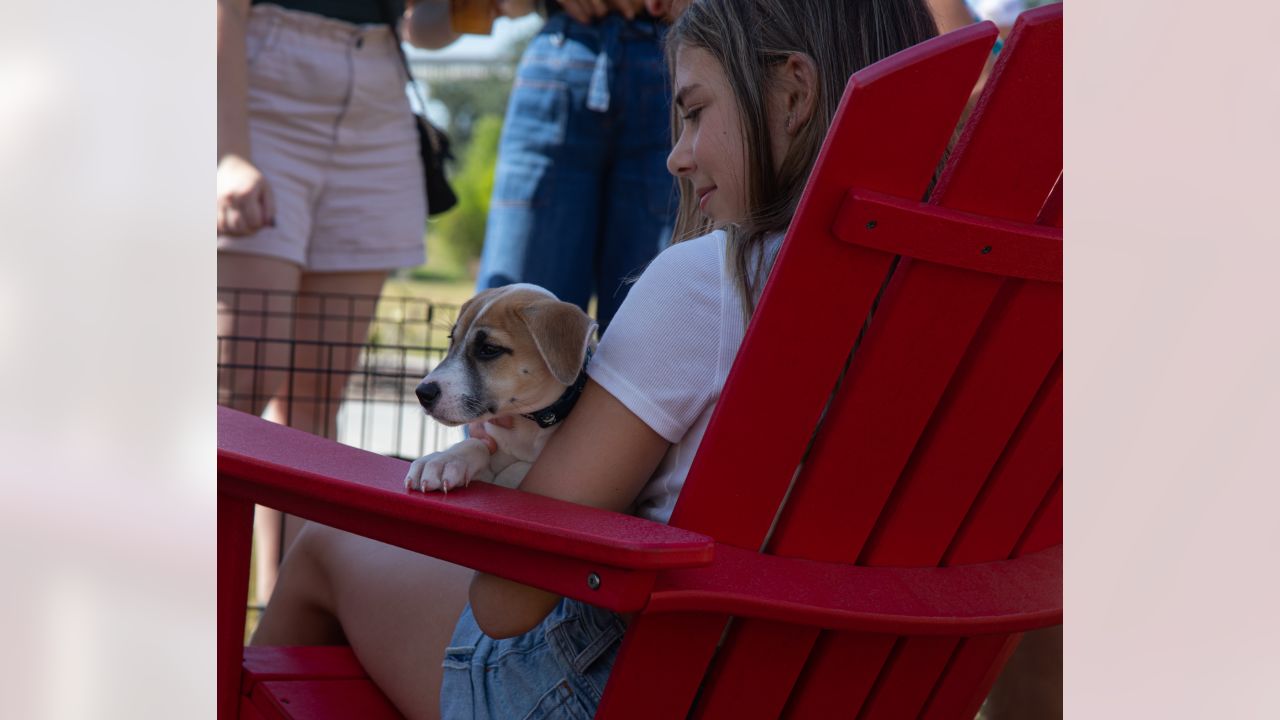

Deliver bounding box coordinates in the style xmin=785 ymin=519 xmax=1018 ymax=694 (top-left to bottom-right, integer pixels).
xmin=517 ymin=299 xmax=597 ymax=385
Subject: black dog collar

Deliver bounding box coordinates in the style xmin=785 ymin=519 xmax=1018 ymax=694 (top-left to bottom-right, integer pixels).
xmin=522 ymin=348 xmax=593 ymax=428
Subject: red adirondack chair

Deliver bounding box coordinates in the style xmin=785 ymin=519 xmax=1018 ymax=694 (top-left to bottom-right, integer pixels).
xmin=218 ymin=5 xmax=1063 ymax=718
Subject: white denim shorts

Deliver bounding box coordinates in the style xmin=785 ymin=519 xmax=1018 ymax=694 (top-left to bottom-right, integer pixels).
xmin=218 ymin=4 xmax=427 ymax=272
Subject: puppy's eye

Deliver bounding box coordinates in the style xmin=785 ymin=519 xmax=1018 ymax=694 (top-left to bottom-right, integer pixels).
xmin=475 ymin=343 xmax=507 ymax=361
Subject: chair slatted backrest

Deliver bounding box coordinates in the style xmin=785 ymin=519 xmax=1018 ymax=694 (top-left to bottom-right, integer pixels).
xmin=597 ymin=5 xmax=1061 ymax=719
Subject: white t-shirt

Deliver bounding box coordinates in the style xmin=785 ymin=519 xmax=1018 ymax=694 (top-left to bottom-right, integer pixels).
xmin=587 ymin=229 xmax=779 ymax=524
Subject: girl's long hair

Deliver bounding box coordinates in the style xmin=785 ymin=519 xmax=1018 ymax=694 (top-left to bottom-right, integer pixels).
xmin=665 ymin=0 xmax=938 ymax=320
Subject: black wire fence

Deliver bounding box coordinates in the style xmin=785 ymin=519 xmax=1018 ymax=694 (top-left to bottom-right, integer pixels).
xmin=217 ymin=287 xmax=462 ymax=461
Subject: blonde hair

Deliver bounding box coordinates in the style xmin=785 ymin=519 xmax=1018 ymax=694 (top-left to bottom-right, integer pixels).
xmin=665 ymin=0 xmax=938 ymax=320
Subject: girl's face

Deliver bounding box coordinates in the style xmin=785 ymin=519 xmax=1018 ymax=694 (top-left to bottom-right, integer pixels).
xmin=667 ymin=46 xmax=751 ymax=226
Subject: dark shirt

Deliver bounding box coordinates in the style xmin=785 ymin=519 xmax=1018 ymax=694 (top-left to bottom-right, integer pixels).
xmin=251 ymin=0 xmax=404 ymax=26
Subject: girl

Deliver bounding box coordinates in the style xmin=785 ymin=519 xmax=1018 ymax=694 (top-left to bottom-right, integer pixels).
xmin=251 ymin=1 xmax=938 ymax=718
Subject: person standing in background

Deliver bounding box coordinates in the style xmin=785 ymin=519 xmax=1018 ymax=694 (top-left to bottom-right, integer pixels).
xmin=217 ymin=0 xmax=536 ymax=608
xmin=475 ymin=0 xmax=690 ymax=335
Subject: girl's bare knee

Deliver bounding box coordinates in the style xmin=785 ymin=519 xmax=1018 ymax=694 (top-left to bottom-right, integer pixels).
xmin=251 ymin=522 xmax=348 ymax=645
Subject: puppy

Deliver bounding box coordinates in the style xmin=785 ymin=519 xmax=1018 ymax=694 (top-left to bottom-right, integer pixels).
xmin=405 ymin=284 xmax=597 ymax=493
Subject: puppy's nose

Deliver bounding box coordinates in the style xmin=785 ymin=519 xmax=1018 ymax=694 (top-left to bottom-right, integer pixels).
xmin=416 ymin=381 xmax=441 ymax=409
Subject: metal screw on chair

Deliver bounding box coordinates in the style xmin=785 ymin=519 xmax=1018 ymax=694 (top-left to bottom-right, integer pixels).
xmin=866 ymin=220 xmax=878 ymax=230
xmin=587 ymin=572 xmax=602 ymax=590
xmin=981 ymin=245 xmax=993 ymax=254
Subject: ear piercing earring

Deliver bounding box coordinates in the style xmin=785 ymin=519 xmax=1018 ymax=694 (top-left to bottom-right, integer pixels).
xmin=786 ymin=111 xmax=795 ymax=133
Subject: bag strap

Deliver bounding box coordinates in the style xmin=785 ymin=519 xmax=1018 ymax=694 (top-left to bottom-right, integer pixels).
xmin=378 ymin=0 xmax=442 ymax=154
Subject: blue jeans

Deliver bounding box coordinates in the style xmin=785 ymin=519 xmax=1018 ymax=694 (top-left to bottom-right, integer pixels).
xmin=439 ymin=598 xmax=626 ymax=719
xmin=476 ymin=12 xmax=675 ymax=334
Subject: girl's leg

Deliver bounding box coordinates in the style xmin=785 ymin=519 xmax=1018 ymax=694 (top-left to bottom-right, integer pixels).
xmin=267 ymin=269 xmax=388 ymax=553
xmin=220 ymin=262 xmax=389 ymax=604
xmin=218 ymin=252 xmax=304 ymax=609
xmin=262 ymin=269 xmax=388 ymax=440
xmin=252 ymin=522 xmax=475 ymax=720
xmin=218 ymin=253 xmax=304 ymax=417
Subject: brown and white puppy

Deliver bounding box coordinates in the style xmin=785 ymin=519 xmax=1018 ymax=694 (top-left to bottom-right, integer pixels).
xmin=405 ymin=284 xmax=596 ymax=493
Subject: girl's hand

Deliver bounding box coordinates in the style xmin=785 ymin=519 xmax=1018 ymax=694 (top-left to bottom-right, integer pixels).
xmin=217 ymin=154 xmax=275 ymax=236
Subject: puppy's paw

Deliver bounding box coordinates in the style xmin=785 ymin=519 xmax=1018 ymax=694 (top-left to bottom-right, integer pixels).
xmin=405 ymin=440 xmax=491 ymax=493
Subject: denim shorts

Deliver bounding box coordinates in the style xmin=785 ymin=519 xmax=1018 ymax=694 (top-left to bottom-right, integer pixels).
xmin=439 ymin=598 xmax=627 ymax=719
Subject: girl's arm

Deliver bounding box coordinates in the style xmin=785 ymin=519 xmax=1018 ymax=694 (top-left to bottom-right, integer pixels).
xmin=467 ymin=379 xmax=670 ymax=639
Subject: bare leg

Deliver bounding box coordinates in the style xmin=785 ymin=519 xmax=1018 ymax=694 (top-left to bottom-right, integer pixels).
xmin=219 ymin=258 xmax=389 ymax=604
xmin=219 ymin=253 xmax=303 ymax=607
xmin=252 ymin=522 xmax=474 ymax=720
xmin=261 ymin=269 xmax=388 ymax=440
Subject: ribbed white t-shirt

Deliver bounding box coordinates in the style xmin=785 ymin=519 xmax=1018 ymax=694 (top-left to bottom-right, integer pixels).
xmin=587 ymin=229 xmax=779 ymax=524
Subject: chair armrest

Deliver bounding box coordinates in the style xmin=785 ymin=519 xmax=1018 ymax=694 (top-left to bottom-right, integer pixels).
xmin=646 ymin=542 xmax=1061 ymax=636
xmin=218 ymin=408 xmax=714 ymax=611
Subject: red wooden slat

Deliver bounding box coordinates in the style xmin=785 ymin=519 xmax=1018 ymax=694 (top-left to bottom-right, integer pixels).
xmin=772 ymin=260 xmax=1004 ymax=559
xmin=858 ymin=280 xmax=1061 ymax=567
xmin=780 ymin=635 xmax=896 ymax=719
xmin=219 ymin=492 xmax=253 ymax=720
xmin=858 ymin=637 xmax=959 ymax=719
xmin=242 ymin=646 xmax=371 ymax=681
xmin=1016 ymin=480 xmax=1063 ymax=555
xmin=945 ymin=364 xmax=1062 ymax=565
xmin=690 ymin=622 xmax=818 ymax=720
xmin=251 ymin=679 xmax=402 ymax=719
xmin=919 ymin=635 xmax=1021 ymax=720
xmin=594 ymin=612 xmax=727 ymax=720
xmin=240 ymin=647 xmax=405 ymax=719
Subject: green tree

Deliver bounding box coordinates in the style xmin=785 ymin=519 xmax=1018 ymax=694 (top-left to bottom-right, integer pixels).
xmin=429 ymin=76 xmax=515 ymax=145
xmin=430 ymin=113 xmax=503 ymax=268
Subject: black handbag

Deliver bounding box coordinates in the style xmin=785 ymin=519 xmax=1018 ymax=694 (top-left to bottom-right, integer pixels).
xmin=382 ymin=0 xmax=458 ymax=216
xmin=411 ymin=112 xmax=458 ymax=217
